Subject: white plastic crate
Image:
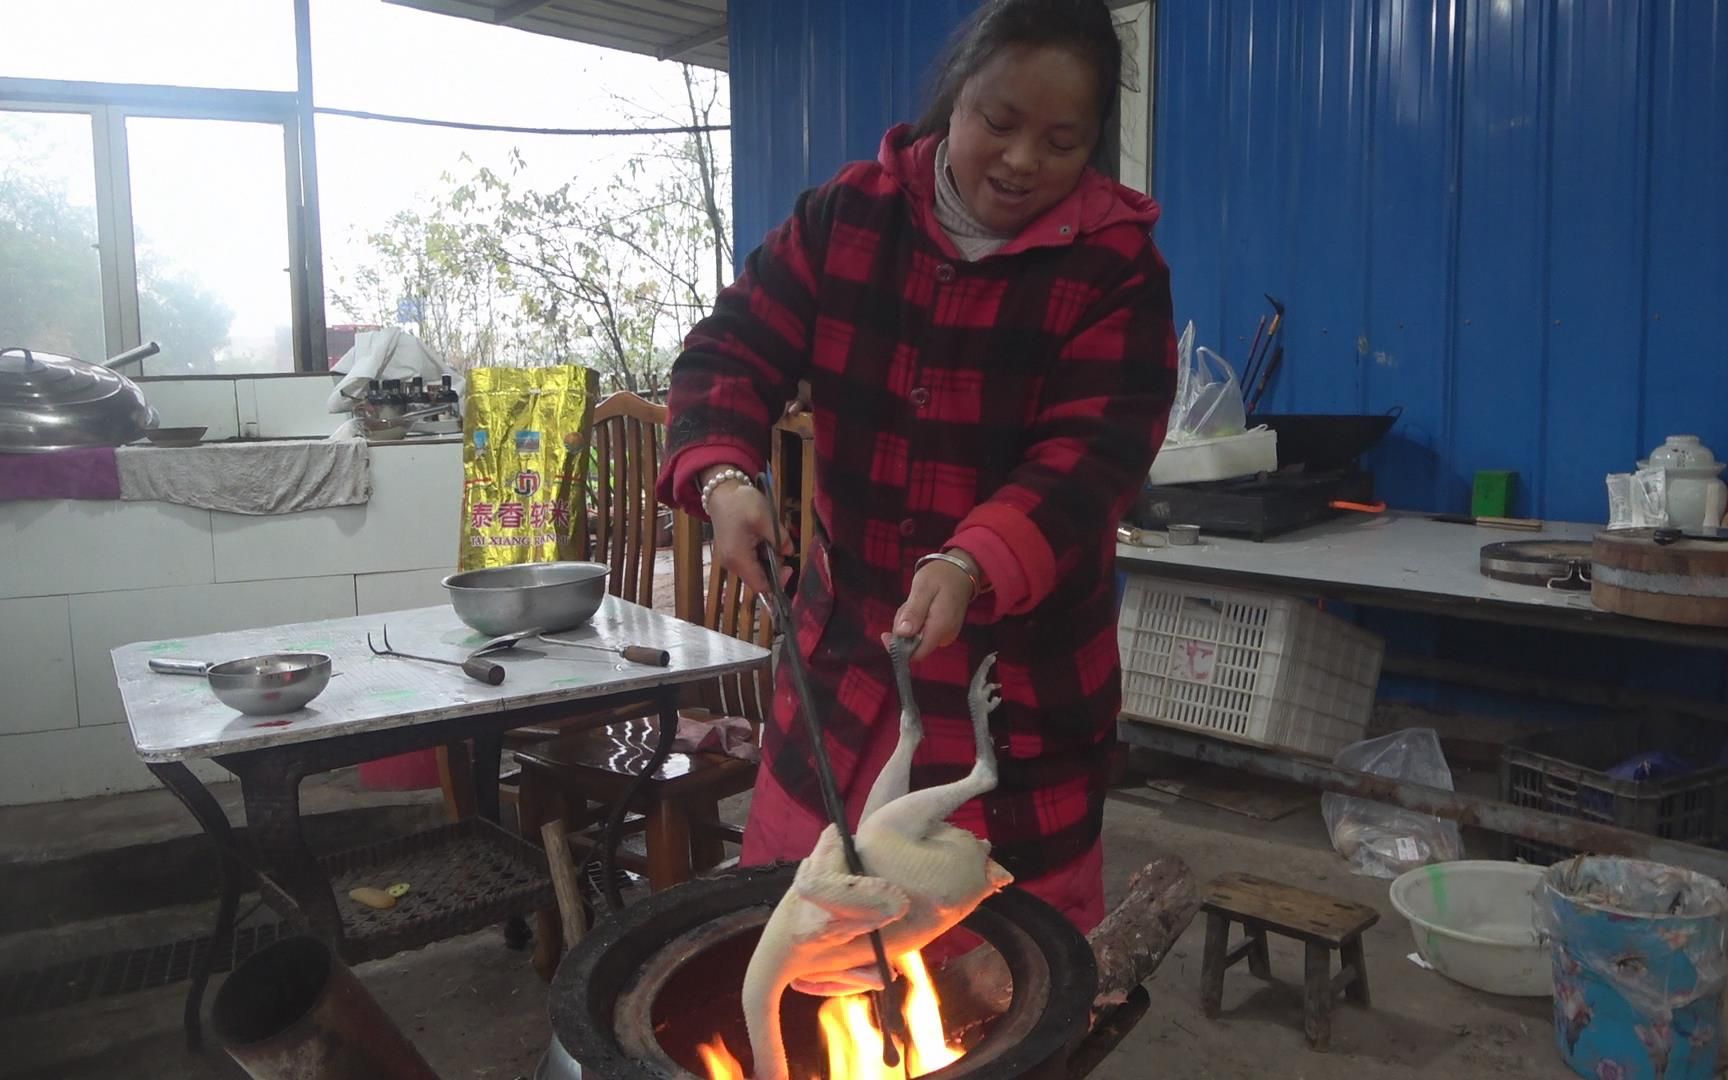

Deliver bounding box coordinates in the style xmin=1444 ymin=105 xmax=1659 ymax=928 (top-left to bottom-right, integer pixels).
xmin=1117 ymin=577 xmax=1385 ymax=758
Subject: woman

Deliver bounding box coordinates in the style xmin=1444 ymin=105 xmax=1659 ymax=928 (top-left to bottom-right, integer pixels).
xmin=656 ymin=0 xmax=1177 ymax=936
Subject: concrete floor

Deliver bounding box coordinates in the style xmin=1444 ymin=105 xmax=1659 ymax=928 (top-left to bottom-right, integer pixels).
xmin=0 ymin=776 xmax=1573 ymax=1080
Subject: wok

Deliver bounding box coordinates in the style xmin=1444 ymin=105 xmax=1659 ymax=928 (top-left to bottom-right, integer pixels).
xmin=0 ymin=343 xmax=162 ymax=452
xmin=1256 ymin=407 xmax=1401 ymax=472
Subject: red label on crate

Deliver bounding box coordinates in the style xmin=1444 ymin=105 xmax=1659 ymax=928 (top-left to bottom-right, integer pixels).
xmin=1172 ymin=638 xmax=1217 ymax=683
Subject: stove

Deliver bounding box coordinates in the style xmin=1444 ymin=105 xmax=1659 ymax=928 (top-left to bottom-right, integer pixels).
xmin=542 ymin=865 xmax=1104 ymax=1080
xmin=1129 ymin=469 xmax=1375 ymax=541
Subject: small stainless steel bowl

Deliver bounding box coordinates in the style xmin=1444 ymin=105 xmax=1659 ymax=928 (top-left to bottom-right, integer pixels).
xmin=442 ymin=561 xmax=609 ymax=636
xmin=151 ymin=652 xmax=333 ymax=715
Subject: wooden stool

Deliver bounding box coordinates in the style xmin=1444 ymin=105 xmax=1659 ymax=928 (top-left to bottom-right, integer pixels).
xmin=1198 ymin=872 xmax=1378 ymax=1052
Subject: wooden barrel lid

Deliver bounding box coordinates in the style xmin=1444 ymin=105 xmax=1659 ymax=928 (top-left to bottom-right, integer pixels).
xmin=1591 ymin=528 xmax=1728 ymax=627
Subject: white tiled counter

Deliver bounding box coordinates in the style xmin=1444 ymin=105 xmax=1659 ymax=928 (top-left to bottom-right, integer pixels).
xmin=0 ymin=438 xmax=463 ymax=804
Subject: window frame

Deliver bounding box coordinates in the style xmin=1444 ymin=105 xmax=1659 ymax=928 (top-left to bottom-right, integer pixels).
xmin=0 ymin=78 xmax=320 ymax=373
xmin=1114 ymin=0 xmax=1156 ymax=196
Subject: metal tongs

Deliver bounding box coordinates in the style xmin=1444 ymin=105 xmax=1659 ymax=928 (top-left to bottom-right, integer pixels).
xmin=755 ymin=471 xmax=911 ymax=1070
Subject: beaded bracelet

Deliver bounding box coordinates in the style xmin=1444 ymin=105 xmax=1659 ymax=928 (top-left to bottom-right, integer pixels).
xmin=699 ymin=467 xmax=753 ymax=516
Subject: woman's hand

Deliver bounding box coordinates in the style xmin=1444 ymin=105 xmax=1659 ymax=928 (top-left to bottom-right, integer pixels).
xmin=703 ymin=467 xmax=788 ymax=598
xmin=889 ymin=552 xmax=980 ymax=662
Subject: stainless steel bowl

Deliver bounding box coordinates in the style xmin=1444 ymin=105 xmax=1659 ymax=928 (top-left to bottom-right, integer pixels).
xmin=442 ymin=561 xmax=609 ymax=636
xmin=149 ymin=652 xmax=333 ymax=715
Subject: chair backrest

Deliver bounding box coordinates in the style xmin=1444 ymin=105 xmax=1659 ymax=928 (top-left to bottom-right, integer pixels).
xmin=671 ymin=510 xmax=775 ymax=727
xmin=580 ymin=391 xmax=665 ymax=607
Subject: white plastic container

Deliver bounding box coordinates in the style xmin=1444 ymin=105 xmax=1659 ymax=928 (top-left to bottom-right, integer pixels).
xmin=1147 ymin=427 xmax=1278 ymax=486
xmin=1117 ymin=578 xmax=1384 ymax=758
xmin=1389 ymin=860 xmax=1552 ymax=997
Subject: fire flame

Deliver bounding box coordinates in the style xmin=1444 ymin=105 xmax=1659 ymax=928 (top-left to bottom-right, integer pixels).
xmin=701 ymin=950 xmax=964 ymax=1080
xmin=697 ymin=1035 xmax=746 ymax=1080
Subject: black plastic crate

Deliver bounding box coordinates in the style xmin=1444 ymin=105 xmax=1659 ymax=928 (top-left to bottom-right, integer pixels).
xmin=1500 ymin=714 xmax=1728 ymax=865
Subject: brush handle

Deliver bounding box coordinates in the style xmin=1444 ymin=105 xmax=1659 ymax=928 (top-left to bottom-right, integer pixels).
xmin=1431 ymin=514 xmax=1543 ymax=531
xmin=620 ymin=645 xmax=671 ymax=667
xmin=150 ymin=658 xmax=212 ymax=676
xmin=461 ymin=656 xmax=507 ymax=685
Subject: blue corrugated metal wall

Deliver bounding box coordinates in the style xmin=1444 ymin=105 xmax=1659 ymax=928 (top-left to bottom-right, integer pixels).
xmin=731 ymin=0 xmax=1727 ymax=522
xmin=729 ymin=0 xmax=982 ymax=256
xmin=1155 ymin=0 xmax=1728 ymax=520
xmin=725 ymin=0 xmax=1728 ymax=712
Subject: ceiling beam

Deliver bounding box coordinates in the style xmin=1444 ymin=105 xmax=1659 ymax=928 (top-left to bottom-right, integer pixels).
xmin=494 ymin=0 xmax=557 ymax=24
xmin=655 ymin=18 xmax=727 ymax=62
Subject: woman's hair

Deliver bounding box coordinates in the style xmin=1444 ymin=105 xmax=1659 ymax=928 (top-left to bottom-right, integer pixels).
xmin=910 ymin=0 xmax=1131 ymax=171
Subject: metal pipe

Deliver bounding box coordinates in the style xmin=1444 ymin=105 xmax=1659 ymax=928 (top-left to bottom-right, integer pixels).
xmin=1118 ymin=722 xmax=1728 ymax=882
xmin=212 ymin=935 xmax=439 ymax=1080
xmin=101 ymin=340 xmax=160 ymax=371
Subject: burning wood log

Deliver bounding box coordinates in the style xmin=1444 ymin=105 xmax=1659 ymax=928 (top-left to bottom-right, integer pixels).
xmin=1089 ymin=856 xmax=1199 ymax=1012
xmin=933 ymin=856 xmax=1199 ymax=1031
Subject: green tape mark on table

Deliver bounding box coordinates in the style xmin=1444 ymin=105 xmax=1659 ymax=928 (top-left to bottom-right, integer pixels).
xmin=551 ymin=677 xmax=592 ymax=687
xmin=145 ymin=641 xmax=186 ymax=654
xmin=280 ymin=637 xmax=339 ymax=651
xmin=369 ymin=689 xmax=419 ymax=701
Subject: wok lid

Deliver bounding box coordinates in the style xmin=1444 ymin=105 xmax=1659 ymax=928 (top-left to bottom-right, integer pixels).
xmin=0 ymin=346 xmax=156 ymax=453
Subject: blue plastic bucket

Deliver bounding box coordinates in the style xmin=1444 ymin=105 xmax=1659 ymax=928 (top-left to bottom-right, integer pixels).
xmin=1539 ymin=856 xmax=1728 ymax=1079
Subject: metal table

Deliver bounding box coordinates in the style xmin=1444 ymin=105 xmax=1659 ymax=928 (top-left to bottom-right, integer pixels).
xmin=1117 ymin=513 xmax=1728 ymax=650
xmin=114 ymin=597 xmax=769 ymax=1046
xmin=1114 ymin=512 xmax=1728 ymax=879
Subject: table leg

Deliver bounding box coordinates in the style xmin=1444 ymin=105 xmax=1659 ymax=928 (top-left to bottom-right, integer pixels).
xmin=468 ymin=731 xmax=530 ymax=949
xmin=147 ymin=762 xmax=244 ymax=1052
xmin=470 ymin=730 xmax=504 ymax=825
xmin=236 ymin=761 xmax=343 ymax=945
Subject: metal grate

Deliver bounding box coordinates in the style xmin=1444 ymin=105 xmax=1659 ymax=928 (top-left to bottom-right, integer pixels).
xmin=259 ymin=818 xmax=555 ymax=964
xmin=0 ymin=921 xmax=285 ymax=1019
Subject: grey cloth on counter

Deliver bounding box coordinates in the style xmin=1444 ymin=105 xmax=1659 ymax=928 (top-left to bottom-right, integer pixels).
xmin=116 ymin=438 xmax=372 ymax=514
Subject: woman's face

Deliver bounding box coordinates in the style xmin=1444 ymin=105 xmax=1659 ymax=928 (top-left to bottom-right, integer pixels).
xmin=945 ymin=45 xmax=1102 ymax=235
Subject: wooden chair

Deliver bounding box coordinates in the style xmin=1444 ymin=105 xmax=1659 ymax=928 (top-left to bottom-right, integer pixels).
xmin=516 ymin=508 xmax=776 ymax=977
xmin=575 ymin=390 xmax=666 ymax=606
xmin=435 ymin=391 xmax=672 ymax=822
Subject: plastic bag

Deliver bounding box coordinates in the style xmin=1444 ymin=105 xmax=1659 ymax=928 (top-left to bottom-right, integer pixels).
xmin=1165 ymin=321 xmax=1248 ymax=444
xmin=1322 ymin=728 xmax=1464 ymax=879
xmin=456 ymin=364 xmax=598 ymax=572
xmin=1607 ymin=469 xmax=1670 ymax=529
xmin=327 ymin=327 xmax=463 ymax=415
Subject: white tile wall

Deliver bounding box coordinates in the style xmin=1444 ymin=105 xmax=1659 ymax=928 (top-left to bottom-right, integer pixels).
xmin=209 ymin=441 xmax=462 ymax=583
xmin=69 ymin=575 xmax=359 ymax=730
xmin=0 ymin=596 xmax=78 ymax=736
xmin=247 ymin=375 xmax=343 ymax=438
xmin=0 ymin=499 xmax=213 ymax=600
xmin=0 ymin=378 xmax=470 ymax=803
xmin=137 ymin=379 xmax=242 ymax=441
xmin=0 ymin=724 xmax=150 ymax=804
xmin=356 ymin=569 xmax=450 ymax=615
xmin=136 ymin=373 xmax=342 ymax=441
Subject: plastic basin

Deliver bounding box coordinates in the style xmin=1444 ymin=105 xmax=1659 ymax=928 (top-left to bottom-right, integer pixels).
xmin=1389 ymin=860 xmax=1552 ymax=997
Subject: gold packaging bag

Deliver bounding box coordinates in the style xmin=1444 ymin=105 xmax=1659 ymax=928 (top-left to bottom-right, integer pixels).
xmin=458 ymin=365 xmax=599 ymax=571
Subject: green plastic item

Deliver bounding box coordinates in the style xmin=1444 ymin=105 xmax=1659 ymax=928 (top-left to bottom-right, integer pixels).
xmin=1472 ymin=471 xmax=1516 ymax=518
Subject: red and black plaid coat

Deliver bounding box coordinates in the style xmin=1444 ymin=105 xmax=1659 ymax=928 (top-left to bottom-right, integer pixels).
xmin=659 ymin=127 xmax=1176 ymax=888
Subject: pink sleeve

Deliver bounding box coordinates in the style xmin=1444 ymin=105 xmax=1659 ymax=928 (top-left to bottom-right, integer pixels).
xmin=947 ymin=523 xmax=1038 ymax=621
xmin=664 ymin=444 xmax=763 ymax=519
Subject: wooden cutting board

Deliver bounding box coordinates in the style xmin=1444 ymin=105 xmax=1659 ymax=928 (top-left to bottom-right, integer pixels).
xmin=1592 ymin=528 xmax=1728 ymax=627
